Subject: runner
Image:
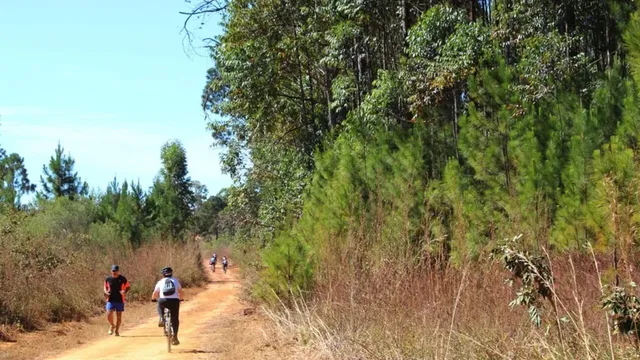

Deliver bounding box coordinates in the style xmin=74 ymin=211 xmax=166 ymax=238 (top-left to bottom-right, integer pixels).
xmin=104 ymin=265 xmax=130 ymax=336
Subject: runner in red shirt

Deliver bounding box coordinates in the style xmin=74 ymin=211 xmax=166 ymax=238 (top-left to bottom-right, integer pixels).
xmin=104 ymin=264 xmax=130 ymax=336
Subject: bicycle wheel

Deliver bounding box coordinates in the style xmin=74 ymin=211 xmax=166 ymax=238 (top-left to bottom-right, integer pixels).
xmin=165 ymin=309 xmax=172 ymax=353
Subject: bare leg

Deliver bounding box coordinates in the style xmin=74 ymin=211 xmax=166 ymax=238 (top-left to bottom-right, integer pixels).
xmin=115 ymin=312 xmax=123 ymax=333
xmin=107 ymin=310 xmax=114 ymax=327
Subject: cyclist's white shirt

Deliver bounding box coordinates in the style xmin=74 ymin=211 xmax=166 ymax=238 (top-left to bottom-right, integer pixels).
xmin=154 ymin=277 xmax=182 ymax=299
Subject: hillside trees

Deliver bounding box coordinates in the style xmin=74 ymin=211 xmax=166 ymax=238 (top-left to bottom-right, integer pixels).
xmin=185 ymin=0 xmax=640 ymax=260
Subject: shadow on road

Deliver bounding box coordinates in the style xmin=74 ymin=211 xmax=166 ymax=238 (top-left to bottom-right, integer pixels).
xmin=208 ymin=279 xmax=238 ymax=284
xmin=118 ymin=335 xmax=164 ymax=338
xmin=175 ymin=349 xmax=221 ymax=354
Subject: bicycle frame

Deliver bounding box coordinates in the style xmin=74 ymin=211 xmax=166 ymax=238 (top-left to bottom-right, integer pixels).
xmin=163 ymin=307 xmax=173 ymax=352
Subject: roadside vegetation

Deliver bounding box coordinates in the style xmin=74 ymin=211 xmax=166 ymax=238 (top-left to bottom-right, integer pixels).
xmin=184 ymin=0 xmax=640 ymax=357
xmin=0 ymin=140 xmax=226 ymax=338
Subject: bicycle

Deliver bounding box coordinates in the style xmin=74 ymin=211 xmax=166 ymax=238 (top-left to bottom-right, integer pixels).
xmin=152 ymin=299 xmax=184 ymax=353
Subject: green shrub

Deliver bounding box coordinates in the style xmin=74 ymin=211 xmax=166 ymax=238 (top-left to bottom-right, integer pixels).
xmin=89 ymin=221 xmax=127 ymax=249
xmin=256 ymin=233 xmax=313 ymax=303
xmin=24 ymin=197 xmax=97 ymax=239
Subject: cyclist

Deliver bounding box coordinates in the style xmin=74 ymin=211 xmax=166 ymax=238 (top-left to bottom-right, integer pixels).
xmin=209 ymin=252 xmax=217 ymax=272
xmin=151 ymin=267 xmax=183 ymax=346
xmin=222 ymin=256 xmax=228 ymax=273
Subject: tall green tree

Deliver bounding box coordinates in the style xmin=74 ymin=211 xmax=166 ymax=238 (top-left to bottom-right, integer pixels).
xmin=39 ymin=143 xmax=88 ymax=200
xmin=97 ymin=177 xmax=122 ymax=222
xmin=147 ymin=141 xmax=195 ymax=239
xmin=457 ymin=61 xmax=525 ymax=242
xmin=97 ymin=177 xmax=147 ymax=246
xmin=115 ymin=181 xmax=146 ymax=246
xmin=0 ymin=152 xmax=36 ymax=209
xmin=190 ymin=180 xmax=208 ymax=212
xmin=192 ymin=190 xmax=228 ymax=239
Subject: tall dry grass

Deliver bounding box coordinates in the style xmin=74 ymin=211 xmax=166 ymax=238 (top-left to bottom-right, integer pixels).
xmin=253 ymin=144 xmax=640 ymax=358
xmin=264 ymin=252 xmax=640 ymax=359
xmin=0 ymin=238 xmax=205 ymax=331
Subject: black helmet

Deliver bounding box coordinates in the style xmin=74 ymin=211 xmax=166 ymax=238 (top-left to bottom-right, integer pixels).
xmin=161 ymin=267 xmax=173 ymax=277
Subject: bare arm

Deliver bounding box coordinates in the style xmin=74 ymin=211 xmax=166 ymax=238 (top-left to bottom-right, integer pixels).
xmin=151 ymin=287 xmax=160 ymax=300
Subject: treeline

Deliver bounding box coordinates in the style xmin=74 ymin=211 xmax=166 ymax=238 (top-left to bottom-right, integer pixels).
xmin=0 ymin=138 xmax=227 ymax=330
xmin=183 ymin=1 xmax=640 ymax=356
xmin=192 ymin=0 xmax=640 ymax=262
xmin=0 ymin=139 xmax=228 ymax=243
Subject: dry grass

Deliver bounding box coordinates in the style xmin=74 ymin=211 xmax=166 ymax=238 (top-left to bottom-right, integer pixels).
xmin=194 ymin=306 xmax=304 ymax=360
xmin=247 ymin=164 xmax=640 ymax=359
xmin=0 ymin=239 xmax=205 ymax=332
xmin=263 ymin=253 xmax=640 ymax=359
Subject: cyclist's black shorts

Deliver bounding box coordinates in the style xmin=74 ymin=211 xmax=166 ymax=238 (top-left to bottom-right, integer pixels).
xmin=158 ymin=298 xmax=181 ymax=334
xmin=158 ymin=298 xmax=180 ymax=309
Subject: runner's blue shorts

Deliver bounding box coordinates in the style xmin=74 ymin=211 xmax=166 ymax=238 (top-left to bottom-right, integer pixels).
xmin=106 ymin=302 xmax=125 ymax=312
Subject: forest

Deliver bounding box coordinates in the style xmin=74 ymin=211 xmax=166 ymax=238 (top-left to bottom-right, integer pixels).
xmin=187 ymin=0 xmax=640 ymax=357
xmin=4 ymin=0 xmax=640 ymax=357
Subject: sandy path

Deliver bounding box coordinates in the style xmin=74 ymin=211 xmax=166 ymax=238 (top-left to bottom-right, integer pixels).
xmin=50 ymin=268 xmax=243 ymax=360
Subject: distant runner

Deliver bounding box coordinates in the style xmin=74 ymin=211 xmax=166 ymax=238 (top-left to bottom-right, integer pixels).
xmin=104 ymin=265 xmax=130 ymax=336
xmin=222 ymin=256 xmax=228 ymax=274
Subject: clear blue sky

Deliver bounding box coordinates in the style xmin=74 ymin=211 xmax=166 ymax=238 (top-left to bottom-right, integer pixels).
xmin=0 ymin=1 xmax=231 ymax=200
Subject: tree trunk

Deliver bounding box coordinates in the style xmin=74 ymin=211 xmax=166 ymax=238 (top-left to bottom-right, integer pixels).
xmin=325 ymin=67 xmax=335 ymax=129
xmin=400 ymin=0 xmax=408 ymax=39
xmin=453 ymin=88 xmax=460 ymax=161
xmin=470 ymin=0 xmax=475 ymax=21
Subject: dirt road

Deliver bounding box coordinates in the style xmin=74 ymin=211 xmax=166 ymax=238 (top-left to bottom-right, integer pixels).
xmin=47 ymin=267 xmax=291 ymax=360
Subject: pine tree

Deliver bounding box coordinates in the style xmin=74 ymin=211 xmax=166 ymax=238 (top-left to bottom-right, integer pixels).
xmin=0 ymin=152 xmax=36 ymax=209
xmin=587 ymin=137 xmax=638 ymax=282
xmin=551 ymin=97 xmax=599 ymax=249
xmin=39 ymin=143 xmax=88 ymax=200
xmin=147 ymin=141 xmax=195 ymax=239
xmin=458 ymin=60 xmax=525 ymax=244
xmin=97 ymin=177 xmax=121 ymax=222
xmin=97 ymin=177 xmax=147 ymax=245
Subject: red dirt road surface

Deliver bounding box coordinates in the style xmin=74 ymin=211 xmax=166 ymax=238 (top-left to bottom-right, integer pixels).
xmin=45 ymin=266 xmax=293 ymax=360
